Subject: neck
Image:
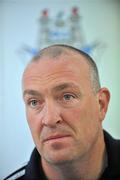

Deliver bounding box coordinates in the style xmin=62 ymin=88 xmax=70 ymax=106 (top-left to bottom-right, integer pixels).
xmin=41 ymin=131 xmax=107 ymax=180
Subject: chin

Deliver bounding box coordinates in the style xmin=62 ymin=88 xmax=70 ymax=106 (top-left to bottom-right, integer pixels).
xmin=45 ymin=156 xmax=72 ymax=166
xmin=42 ymin=148 xmax=77 ymax=166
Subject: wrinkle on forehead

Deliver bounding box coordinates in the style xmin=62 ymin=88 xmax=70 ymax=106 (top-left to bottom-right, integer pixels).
xmin=23 ymin=69 xmax=81 ymax=88
xmin=22 ymin=54 xmax=91 ymax=92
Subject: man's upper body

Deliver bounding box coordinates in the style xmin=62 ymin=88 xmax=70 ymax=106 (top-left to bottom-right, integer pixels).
xmin=4 ymin=44 xmax=120 ymax=179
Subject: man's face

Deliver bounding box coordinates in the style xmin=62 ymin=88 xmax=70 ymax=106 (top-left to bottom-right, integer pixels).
xmin=23 ymin=54 xmax=105 ymax=165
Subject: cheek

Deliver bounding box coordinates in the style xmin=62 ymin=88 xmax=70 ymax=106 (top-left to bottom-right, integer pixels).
xmin=62 ymin=103 xmax=100 ymax=136
xmin=65 ymin=107 xmax=100 ymax=149
xmin=26 ymin=111 xmax=42 ymax=142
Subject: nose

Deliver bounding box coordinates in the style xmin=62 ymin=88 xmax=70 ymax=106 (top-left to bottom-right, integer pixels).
xmin=41 ymin=100 xmax=62 ymax=127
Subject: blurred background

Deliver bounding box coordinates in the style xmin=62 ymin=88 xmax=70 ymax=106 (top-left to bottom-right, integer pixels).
xmin=0 ymin=0 xmax=120 ymax=179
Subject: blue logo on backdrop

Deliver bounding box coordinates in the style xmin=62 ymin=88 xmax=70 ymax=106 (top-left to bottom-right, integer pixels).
xmin=18 ymin=7 xmax=106 ymax=63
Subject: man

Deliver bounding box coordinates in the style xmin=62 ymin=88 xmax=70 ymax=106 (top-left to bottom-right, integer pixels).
xmin=5 ymin=44 xmax=120 ymax=179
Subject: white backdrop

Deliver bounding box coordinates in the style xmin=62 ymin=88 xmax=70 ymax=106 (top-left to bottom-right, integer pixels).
xmin=0 ymin=0 xmax=120 ymax=179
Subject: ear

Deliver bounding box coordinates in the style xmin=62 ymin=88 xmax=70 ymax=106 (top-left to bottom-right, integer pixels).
xmin=97 ymin=87 xmax=110 ymax=121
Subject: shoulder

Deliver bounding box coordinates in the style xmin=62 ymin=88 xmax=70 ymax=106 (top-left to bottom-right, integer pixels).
xmin=104 ymin=130 xmax=120 ymax=173
xmin=104 ymin=130 xmax=120 ymax=151
xmin=4 ymin=164 xmax=27 ymax=180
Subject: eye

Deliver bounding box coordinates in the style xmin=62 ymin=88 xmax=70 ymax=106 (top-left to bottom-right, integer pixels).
xmin=63 ymin=94 xmax=75 ymax=101
xmin=29 ymin=99 xmax=39 ymax=108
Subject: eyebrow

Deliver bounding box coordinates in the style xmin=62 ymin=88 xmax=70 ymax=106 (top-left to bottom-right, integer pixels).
xmin=23 ymin=83 xmax=79 ymax=97
xmin=53 ymin=83 xmax=79 ymax=92
xmin=23 ymin=89 xmax=42 ymax=97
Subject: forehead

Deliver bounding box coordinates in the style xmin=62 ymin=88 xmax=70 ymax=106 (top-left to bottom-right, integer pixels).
xmin=22 ymin=54 xmax=91 ymax=91
xmin=24 ymin=53 xmax=89 ymax=75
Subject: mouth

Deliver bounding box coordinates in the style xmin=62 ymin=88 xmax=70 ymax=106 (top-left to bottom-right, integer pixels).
xmin=43 ymin=134 xmax=71 ymax=143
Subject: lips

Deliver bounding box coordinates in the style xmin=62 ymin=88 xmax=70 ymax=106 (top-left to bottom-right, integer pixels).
xmin=43 ymin=134 xmax=71 ymax=143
